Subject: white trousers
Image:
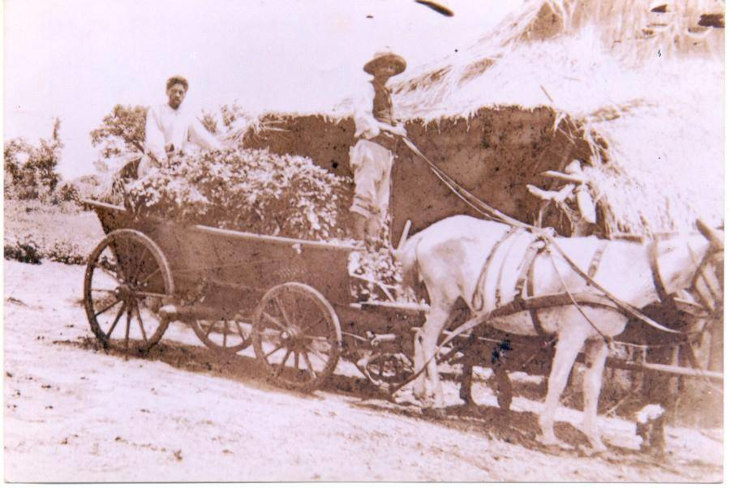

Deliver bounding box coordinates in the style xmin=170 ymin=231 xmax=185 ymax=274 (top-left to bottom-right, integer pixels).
xmin=348 ymin=139 xmax=394 ymax=223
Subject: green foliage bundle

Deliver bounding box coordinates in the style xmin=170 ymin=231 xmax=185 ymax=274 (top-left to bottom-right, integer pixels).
xmin=126 ymin=148 xmax=353 ymax=241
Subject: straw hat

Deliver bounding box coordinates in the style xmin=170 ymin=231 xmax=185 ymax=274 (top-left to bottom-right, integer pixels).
xmin=363 ymin=52 xmax=407 ymax=76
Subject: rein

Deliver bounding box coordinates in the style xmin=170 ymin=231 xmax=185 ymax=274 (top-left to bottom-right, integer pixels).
xmin=392 ymin=136 xmax=721 ymax=393
xmin=400 ymin=134 xmax=697 ymax=335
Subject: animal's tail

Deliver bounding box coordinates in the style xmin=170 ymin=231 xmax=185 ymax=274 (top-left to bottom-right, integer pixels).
xmin=395 ymin=231 xmax=423 ymax=293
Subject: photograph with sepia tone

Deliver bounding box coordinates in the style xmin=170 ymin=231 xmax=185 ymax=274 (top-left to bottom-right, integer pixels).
xmin=3 ymin=0 xmax=724 ymax=482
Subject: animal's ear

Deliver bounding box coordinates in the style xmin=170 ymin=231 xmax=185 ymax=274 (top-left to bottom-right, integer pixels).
xmin=696 ymin=219 xmax=724 ymax=251
xmin=673 ymin=296 xmax=709 ymax=317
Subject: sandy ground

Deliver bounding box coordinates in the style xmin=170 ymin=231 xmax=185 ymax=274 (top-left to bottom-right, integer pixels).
xmin=3 ymin=260 xmax=723 ymax=482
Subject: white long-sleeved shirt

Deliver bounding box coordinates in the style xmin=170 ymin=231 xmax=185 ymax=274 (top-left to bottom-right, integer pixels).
xmin=139 ymin=103 xmax=221 ymax=175
xmin=352 ymin=81 xmax=406 ymax=140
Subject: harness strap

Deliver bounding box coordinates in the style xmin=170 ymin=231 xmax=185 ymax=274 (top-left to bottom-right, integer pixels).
xmin=650 ymin=239 xmax=672 ymax=303
xmin=587 ymin=242 xmax=608 ymax=282
xmin=544 ymin=234 xmax=682 ymax=335
xmin=472 ymin=227 xmax=521 ymax=312
xmin=495 ymin=231 xmax=530 ymax=306
xmin=526 ymin=247 xmax=550 ymax=336
xmin=514 ymin=239 xmax=545 ymax=299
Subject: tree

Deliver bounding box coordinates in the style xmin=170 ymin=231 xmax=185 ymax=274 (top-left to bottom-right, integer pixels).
xmin=89 ymin=104 xmax=147 ymax=160
xmin=4 ymin=118 xmax=63 ymax=200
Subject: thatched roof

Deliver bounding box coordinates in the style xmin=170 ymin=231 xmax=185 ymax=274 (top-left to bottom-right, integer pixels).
xmin=391 ymin=0 xmax=724 ymax=235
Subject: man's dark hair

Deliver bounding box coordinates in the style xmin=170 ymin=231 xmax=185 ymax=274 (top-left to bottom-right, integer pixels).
xmin=166 ymin=75 xmax=189 ymax=91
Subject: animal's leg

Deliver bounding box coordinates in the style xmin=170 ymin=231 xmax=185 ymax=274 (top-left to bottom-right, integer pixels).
xmin=538 ymin=330 xmax=586 ymax=448
xmin=458 ymin=333 xmax=479 ymax=405
xmin=412 ymin=329 xmax=427 ymax=401
xmin=580 ymin=338 xmax=609 ymax=452
xmin=459 ymin=360 xmax=474 ymax=405
xmin=419 ymin=307 xmax=450 ymax=408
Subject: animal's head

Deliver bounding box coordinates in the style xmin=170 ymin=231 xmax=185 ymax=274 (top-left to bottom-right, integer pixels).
xmin=657 ymin=219 xmax=723 ymax=320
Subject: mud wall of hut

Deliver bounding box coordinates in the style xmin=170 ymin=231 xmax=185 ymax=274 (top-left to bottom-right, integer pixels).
xmin=241 ymin=107 xmax=593 ymax=240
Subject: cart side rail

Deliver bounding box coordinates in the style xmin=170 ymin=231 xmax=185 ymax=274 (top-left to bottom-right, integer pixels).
xmin=81 ymin=198 xmax=362 ymax=252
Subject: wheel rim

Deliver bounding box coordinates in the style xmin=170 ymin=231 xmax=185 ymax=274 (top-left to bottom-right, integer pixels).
xmin=84 ymin=230 xmax=173 ymax=353
xmin=365 ymin=353 xmax=413 ymax=385
xmin=253 ymin=283 xmax=340 ymax=391
xmin=190 ymin=315 xmax=252 ymax=354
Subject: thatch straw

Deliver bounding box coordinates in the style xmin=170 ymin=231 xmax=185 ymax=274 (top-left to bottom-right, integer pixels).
xmin=388 ymin=0 xmax=724 ymax=236
xmin=484 ymin=0 xmax=725 ymax=61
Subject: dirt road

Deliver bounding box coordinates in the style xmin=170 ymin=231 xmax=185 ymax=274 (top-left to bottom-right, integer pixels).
xmin=3 ymin=261 xmax=722 ymax=482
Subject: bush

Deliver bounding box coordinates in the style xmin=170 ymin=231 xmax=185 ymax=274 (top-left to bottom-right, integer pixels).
xmin=4 ymin=200 xmax=101 ymax=266
xmin=4 ymin=235 xmax=86 ymax=265
xmin=4 ymin=236 xmax=43 ymax=264
xmin=58 ymin=182 xmax=80 ymax=203
xmin=46 ymin=241 xmax=86 ymax=265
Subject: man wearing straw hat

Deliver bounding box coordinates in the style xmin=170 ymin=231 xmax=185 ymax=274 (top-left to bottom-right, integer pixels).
xmin=349 ymin=52 xmax=408 ymax=243
xmin=138 ymin=75 xmax=222 ymax=177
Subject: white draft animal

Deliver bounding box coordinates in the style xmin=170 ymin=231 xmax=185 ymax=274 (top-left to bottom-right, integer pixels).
xmin=397 ymin=215 xmax=722 ymax=452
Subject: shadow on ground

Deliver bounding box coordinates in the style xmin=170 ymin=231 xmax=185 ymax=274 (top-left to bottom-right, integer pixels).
xmin=56 ymin=334 xmax=718 ymax=475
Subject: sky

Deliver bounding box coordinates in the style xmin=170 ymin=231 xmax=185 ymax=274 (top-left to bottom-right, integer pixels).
xmin=4 ymin=0 xmax=522 ymax=179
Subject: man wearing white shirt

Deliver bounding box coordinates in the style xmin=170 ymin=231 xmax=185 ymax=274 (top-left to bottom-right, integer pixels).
xmin=138 ymin=75 xmax=222 ymax=177
xmin=349 ymin=52 xmax=407 ymax=242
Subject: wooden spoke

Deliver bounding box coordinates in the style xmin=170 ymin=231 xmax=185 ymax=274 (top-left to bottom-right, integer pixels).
xmin=235 ymin=321 xmax=246 ymax=341
xmin=204 ymin=320 xmax=216 ymax=339
xmin=252 ymin=283 xmax=339 ymax=392
xmin=137 ymin=246 xmax=152 ymax=280
xmin=132 ymin=291 xmax=169 ymax=299
xmin=273 ymin=296 xmax=293 ymax=327
xmin=304 ymin=344 xmax=329 ymax=365
xmin=138 ymin=267 xmax=162 ymax=289
xmin=94 ymin=298 xmax=123 ymax=318
xmin=106 ymin=305 xmax=126 ymax=337
xmin=190 ymin=316 xmax=252 ymax=355
xmin=274 ymin=349 xmax=293 ymax=377
xmin=84 ymin=229 xmax=173 ymax=354
xmin=302 ymin=352 xmax=317 ymax=379
xmin=91 ymin=288 xmax=117 ymax=294
xmin=134 ymin=302 xmax=148 ymax=343
xmin=300 ymin=334 xmax=331 ymax=343
xmin=124 ymin=304 xmax=132 ymax=350
xmin=299 ymin=317 xmax=327 ymax=335
xmin=96 ymin=260 xmax=122 ymax=283
xmin=263 ymin=343 xmax=285 ymax=360
xmin=262 ymin=311 xmax=286 ymax=330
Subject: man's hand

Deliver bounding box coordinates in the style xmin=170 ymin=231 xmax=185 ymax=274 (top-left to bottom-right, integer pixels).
xmin=381 ymin=122 xmax=407 ymax=138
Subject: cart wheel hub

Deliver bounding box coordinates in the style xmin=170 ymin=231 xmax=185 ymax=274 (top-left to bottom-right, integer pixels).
xmin=117 ymin=284 xmax=134 ymax=300
xmin=280 ymin=326 xmax=300 ymax=342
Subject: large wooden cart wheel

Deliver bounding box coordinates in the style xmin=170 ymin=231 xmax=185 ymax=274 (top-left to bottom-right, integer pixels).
xmin=252 ymin=282 xmax=341 ymax=392
xmin=84 ymin=229 xmax=174 ymax=353
xmin=189 ymin=316 xmax=252 ymax=355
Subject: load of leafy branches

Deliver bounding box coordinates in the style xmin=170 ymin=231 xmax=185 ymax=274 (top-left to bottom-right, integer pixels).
xmin=125 ymin=147 xmax=354 ymax=241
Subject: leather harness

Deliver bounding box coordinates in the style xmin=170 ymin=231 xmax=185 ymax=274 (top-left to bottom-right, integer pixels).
xmin=471 ymin=230 xmax=614 ymax=337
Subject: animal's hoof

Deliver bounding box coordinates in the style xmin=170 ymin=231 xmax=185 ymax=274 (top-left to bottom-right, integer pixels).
xmin=391 ymin=389 xmax=419 ymax=407
xmin=580 ymin=442 xmax=608 ymax=457
xmin=459 ymin=391 xmax=475 ymax=406
xmin=536 ymin=434 xmax=573 ymax=451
